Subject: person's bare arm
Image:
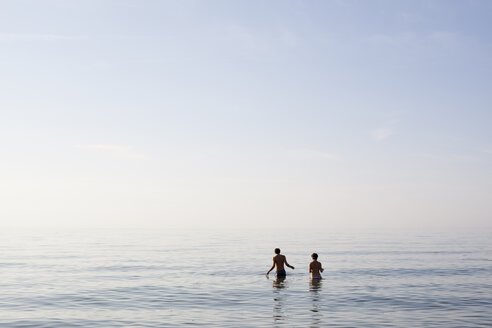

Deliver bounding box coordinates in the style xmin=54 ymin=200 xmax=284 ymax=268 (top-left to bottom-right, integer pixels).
xmin=266 ymin=258 xmax=275 ymax=275
xmin=285 ymin=257 xmax=295 ymax=269
xmin=320 ymin=262 xmax=324 ymax=272
xmin=309 ymin=262 xmax=312 ymax=273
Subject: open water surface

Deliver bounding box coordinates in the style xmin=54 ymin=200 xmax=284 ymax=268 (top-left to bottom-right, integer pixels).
xmin=1 ymin=228 xmax=491 ymax=327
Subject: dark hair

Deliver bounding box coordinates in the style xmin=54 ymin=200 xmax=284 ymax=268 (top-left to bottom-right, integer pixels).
xmin=275 ymin=248 xmax=281 ymax=254
xmin=311 ymin=253 xmax=318 ymax=259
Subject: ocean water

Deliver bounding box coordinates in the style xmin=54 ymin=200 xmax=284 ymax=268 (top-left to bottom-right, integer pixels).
xmin=1 ymin=228 xmax=491 ymax=327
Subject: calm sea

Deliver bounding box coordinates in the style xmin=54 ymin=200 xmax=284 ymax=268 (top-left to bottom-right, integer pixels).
xmin=1 ymin=228 xmax=491 ymax=327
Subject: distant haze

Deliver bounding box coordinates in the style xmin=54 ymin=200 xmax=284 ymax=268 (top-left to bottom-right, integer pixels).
xmin=1 ymin=1 xmax=491 ymax=229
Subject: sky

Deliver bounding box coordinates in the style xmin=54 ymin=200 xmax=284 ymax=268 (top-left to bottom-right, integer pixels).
xmin=0 ymin=0 xmax=491 ymax=229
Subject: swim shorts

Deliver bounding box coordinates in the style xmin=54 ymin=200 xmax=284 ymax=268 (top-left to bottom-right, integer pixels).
xmin=276 ymin=270 xmax=286 ymax=277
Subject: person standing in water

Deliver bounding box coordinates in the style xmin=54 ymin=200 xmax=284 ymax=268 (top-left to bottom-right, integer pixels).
xmin=309 ymin=253 xmax=324 ymax=279
xmin=266 ymin=248 xmax=295 ymax=277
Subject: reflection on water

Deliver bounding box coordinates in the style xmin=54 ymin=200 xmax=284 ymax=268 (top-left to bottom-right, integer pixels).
xmin=270 ymin=277 xmax=324 ymax=327
xmin=309 ymin=279 xmax=323 ymax=327
xmin=272 ymin=276 xmax=287 ymax=289
xmin=271 ymin=276 xmax=287 ymax=326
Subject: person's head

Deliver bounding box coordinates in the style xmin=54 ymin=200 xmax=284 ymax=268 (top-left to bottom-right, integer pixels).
xmin=275 ymin=248 xmax=281 ymax=254
xmin=311 ymin=253 xmax=318 ymax=260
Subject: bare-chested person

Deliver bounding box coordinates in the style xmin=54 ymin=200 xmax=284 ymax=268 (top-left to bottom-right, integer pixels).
xmin=309 ymin=253 xmax=324 ymax=279
xmin=266 ymin=248 xmax=295 ymax=277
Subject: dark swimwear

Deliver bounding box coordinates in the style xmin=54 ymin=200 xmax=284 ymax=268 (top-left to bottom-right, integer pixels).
xmin=276 ymin=270 xmax=286 ymax=277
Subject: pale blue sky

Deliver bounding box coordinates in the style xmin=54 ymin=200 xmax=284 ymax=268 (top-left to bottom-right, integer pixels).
xmin=1 ymin=0 xmax=491 ymax=229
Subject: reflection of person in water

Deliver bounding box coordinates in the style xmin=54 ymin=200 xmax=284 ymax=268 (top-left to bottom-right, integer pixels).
xmin=309 ymin=278 xmax=323 ymax=327
xmin=271 ymin=270 xmax=287 ymax=326
xmin=266 ymin=248 xmax=295 ymax=277
xmin=309 ymin=253 xmax=324 ymax=279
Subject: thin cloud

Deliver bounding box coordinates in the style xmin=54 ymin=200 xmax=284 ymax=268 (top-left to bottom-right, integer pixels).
xmin=226 ymin=25 xmax=263 ymax=53
xmin=371 ymin=128 xmax=393 ymax=141
xmin=371 ymin=118 xmax=400 ymax=141
xmin=286 ymin=149 xmax=342 ymax=161
xmin=365 ymin=31 xmax=461 ymax=48
xmin=366 ymin=34 xmax=400 ymax=45
xmin=428 ymin=31 xmax=460 ymax=47
xmin=279 ymin=30 xmax=300 ymax=47
xmin=224 ymin=25 xmax=301 ymax=59
xmin=75 ymin=144 xmax=147 ymax=160
xmin=0 ymin=33 xmax=87 ymax=41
